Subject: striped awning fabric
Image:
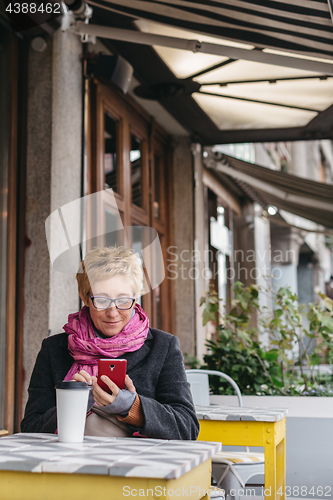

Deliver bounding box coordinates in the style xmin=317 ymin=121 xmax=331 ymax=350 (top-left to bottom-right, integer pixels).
xmin=205 ymin=152 xmax=333 ymax=228
xmin=89 ymin=0 xmax=333 ymax=60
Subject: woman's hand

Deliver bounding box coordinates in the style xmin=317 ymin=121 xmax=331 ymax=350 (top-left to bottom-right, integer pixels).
xmin=93 ymin=374 xmax=136 ymax=407
xmin=72 ymin=370 xmax=96 ymax=386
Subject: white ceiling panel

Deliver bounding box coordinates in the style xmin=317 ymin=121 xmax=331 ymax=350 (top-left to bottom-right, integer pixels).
xmin=193 ymin=93 xmax=317 ymax=129
xmin=196 ymin=59 xmax=322 ymax=84
xmin=135 ymin=19 xmax=253 ymax=79
xmin=201 ymin=78 xmax=333 ymax=112
xmin=133 ymin=18 xmax=333 ymax=131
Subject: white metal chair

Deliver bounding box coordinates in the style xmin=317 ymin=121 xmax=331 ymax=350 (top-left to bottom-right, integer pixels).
xmin=185 ymin=369 xmax=243 ymax=407
xmin=186 ymin=369 xmax=265 ymax=500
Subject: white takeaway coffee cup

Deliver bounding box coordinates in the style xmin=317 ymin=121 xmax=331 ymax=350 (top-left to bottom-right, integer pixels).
xmin=55 ymin=381 xmax=90 ymax=443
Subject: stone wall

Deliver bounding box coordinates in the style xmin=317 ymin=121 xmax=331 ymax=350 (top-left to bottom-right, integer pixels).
xmin=22 ymin=30 xmax=82 ymax=413
xmin=171 ymin=137 xmax=195 ymax=357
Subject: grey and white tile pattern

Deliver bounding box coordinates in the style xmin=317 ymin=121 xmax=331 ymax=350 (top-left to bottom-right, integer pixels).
xmin=0 ymin=434 xmax=221 ymax=479
xmin=196 ymin=405 xmax=288 ymax=422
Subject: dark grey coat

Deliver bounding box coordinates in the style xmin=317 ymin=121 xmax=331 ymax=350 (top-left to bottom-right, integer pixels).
xmin=20 ymin=328 xmax=199 ymax=440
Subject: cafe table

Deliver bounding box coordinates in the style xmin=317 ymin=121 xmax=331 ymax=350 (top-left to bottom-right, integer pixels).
xmin=196 ymin=405 xmax=288 ymax=500
xmin=0 ymin=433 xmax=221 ymax=500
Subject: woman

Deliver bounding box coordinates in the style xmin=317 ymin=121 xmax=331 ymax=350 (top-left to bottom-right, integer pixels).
xmin=21 ymin=246 xmax=199 ymax=440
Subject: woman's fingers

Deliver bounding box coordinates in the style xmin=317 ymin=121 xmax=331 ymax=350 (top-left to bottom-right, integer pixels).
xmin=72 ymin=373 xmax=86 ymax=382
xmin=93 ymin=391 xmax=108 ymax=407
xmin=73 ymin=370 xmax=93 ymax=385
xmin=93 ymin=376 xmax=119 ymax=406
xmin=78 ymin=370 xmax=93 ymax=385
xmin=92 ymin=383 xmax=111 ymax=406
xmin=125 ymin=375 xmax=136 ymax=393
xmin=72 ymin=372 xmax=122 ymax=406
xmin=99 ymin=375 xmax=119 ymax=397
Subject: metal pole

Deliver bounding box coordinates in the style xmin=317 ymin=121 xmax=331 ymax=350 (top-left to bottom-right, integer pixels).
xmin=74 ymin=21 xmax=333 ymax=75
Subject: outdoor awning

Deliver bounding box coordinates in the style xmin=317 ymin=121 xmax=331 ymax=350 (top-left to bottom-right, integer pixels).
xmin=203 ymin=150 xmax=333 ymax=229
xmin=89 ymin=0 xmax=333 ymax=60
xmin=76 ymin=0 xmax=333 ymax=144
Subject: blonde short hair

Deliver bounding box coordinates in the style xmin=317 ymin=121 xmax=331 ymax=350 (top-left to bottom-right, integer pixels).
xmin=76 ymin=246 xmax=143 ymax=299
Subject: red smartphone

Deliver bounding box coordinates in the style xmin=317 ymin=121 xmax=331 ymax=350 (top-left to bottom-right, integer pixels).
xmin=97 ymin=359 xmax=127 ymax=393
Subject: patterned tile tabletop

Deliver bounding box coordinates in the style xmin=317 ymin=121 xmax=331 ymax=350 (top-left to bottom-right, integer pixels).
xmin=0 ymin=434 xmax=221 ymax=479
xmin=195 ymin=405 xmax=289 ymax=422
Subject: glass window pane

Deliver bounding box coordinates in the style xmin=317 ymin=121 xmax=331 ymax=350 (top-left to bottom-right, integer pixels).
xmin=130 ymin=134 xmax=143 ymax=207
xmin=104 ymin=111 xmax=118 ymax=193
xmin=218 ymin=252 xmax=227 ymax=313
xmin=105 ymin=208 xmax=123 ymax=247
xmin=131 ymin=225 xmax=144 ymax=306
xmin=153 ymin=154 xmax=161 ymax=218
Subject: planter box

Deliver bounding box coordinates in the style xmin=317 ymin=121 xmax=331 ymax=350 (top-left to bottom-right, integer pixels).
xmin=210 ymin=395 xmax=333 ymax=497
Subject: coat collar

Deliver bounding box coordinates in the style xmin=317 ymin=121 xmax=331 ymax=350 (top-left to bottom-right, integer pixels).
xmin=121 ymin=329 xmax=153 ymax=371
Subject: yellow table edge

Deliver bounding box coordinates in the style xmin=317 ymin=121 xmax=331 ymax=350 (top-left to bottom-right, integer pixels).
xmin=198 ymin=417 xmax=286 ymax=447
xmin=0 ymin=458 xmax=213 ymax=500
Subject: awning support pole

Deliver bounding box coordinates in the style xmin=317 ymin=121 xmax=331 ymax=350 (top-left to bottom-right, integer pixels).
xmin=73 ymin=21 xmax=333 ymax=75
xmin=327 ymin=0 xmax=333 ymax=25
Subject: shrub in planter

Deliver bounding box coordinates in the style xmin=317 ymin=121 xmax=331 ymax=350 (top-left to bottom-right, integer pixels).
xmin=263 ymin=287 xmax=333 ymax=395
xmin=193 ymin=282 xmax=333 ymax=396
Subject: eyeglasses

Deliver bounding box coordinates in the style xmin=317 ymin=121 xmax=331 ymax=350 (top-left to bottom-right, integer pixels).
xmin=87 ymin=293 xmax=136 ymax=310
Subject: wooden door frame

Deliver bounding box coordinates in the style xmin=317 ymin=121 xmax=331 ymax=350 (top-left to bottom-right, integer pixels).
xmin=88 ymin=79 xmax=174 ymax=333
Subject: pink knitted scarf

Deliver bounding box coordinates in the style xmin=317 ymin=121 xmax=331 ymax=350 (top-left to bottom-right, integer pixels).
xmin=63 ymin=303 xmax=149 ymax=381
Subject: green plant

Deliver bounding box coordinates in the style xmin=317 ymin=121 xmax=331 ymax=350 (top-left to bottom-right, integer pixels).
xmin=263 ymin=288 xmax=333 ymax=394
xmin=199 ymin=283 xmax=283 ymax=395
xmin=197 ymin=282 xmax=333 ymax=397
xmin=184 ymin=353 xmax=201 ymax=369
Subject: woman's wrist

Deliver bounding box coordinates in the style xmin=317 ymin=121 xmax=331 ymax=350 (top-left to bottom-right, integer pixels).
xmin=117 ymin=394 xmax=145 ymax=428
xmin=97 ymin=389 xmax=136 ymax=415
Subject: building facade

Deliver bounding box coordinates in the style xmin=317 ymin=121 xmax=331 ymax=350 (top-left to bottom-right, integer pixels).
xmin=1 ymin=13 xmax=333 ymax=435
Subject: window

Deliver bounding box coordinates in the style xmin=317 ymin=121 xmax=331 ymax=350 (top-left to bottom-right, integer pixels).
xmin=153 ymin=154 xmax=161 ymax=219
xmin=130 ymin=134 xmax=143 ymax=208
xmin=104 ymin=111 xmax=118 ymax=193
xmin=89 ymin=82 xmax=172 ymax=331
xmin=105 ymin=207 xmax=124 ymax=247
xmin=207 ymin=189 xmax=234 ymax=318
